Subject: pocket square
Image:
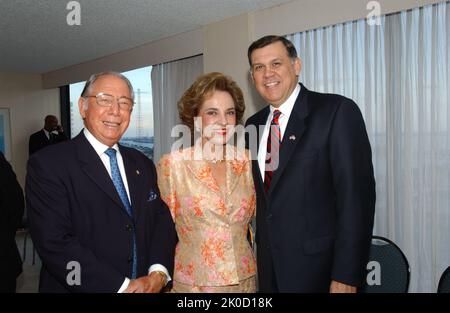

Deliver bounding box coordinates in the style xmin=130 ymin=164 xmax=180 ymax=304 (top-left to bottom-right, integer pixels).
xmin=147 ymin=190 xmax=158 ymax=202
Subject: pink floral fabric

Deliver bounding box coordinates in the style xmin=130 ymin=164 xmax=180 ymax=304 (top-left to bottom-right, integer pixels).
xmin=157 ymin=147 xmax=257 ymax=289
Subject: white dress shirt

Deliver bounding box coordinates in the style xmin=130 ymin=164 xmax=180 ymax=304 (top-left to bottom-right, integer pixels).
xmin=257 ymin=84 xmax=301 ymax=180
xmin=83 ymin=128 xmax=171 ymax=292
xmin=43 ymin=129 xmax=50 ymax=140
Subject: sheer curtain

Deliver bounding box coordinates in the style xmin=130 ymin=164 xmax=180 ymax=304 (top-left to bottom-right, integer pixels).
xmin=287 ymin=2 xmax=450 ymax=292
xmin=151 ymin=55 xmax=203 ymax=162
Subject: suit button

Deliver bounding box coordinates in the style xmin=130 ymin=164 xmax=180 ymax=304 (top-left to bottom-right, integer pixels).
xmin=127 ymin=257 xmax=132 ymax=263
xmin=125 ymin=224 xmax=132 ymax=231
xmin=266 ymin=214 xmax=273 ymax=220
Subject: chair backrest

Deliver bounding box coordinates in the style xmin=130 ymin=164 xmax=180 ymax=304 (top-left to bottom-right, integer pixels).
xmin=437 ymin=266 xmax=450 ymax=293
xmin=360 ymin=236 xmax=410 ymax=293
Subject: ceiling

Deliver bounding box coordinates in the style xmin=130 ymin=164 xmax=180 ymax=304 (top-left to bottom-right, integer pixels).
xmin=0 ymin=0 xmax=292 ymax=74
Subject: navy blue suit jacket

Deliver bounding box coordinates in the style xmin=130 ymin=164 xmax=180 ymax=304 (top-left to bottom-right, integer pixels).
xmin=26 ymin=131 xmax=177 ymax=292
xmin=245 ymin=84 xmax=376 ymax=292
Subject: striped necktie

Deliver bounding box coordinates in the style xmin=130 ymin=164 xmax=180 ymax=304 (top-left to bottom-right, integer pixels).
xmin=264 ymin=110 xmax=282 ymax=193
xmin=105 ymin=148 xmax=137 ymax=279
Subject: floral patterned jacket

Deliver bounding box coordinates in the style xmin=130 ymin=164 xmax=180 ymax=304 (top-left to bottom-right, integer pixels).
xmin=157 ymin=146 xmax=256 ymax=286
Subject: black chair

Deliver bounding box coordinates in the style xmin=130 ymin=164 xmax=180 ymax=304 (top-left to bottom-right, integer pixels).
xmin=437 ymin=266 xmax=450 ymax=293
xmin=360 ymin=235 xmax=410 ymax=293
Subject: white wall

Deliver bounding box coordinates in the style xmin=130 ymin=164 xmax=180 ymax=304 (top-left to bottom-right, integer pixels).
xmin=0 ymin=72 xmax=60 ymax=186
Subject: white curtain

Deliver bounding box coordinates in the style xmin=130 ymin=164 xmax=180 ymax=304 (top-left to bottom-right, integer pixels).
xmin=287 ymin=1 xmax=450 ymax=292
xmin=151 ymin=55 xmax=203 ymax=162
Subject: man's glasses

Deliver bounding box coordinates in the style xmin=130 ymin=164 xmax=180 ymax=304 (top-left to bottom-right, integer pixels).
xmin=84 ymin=93 xmax=134 ymax=111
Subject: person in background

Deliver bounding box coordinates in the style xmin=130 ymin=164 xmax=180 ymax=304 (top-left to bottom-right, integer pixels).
xmin=29 ymin=115 xmax=67 ymax=156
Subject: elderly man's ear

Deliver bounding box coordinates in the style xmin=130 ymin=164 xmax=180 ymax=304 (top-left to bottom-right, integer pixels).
xmin=78 ymin=97 xmax=87 ymax=119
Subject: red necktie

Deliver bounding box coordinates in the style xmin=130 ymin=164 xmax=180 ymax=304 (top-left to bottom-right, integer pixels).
xmin=264 ymin=110 xmax=282 ymax=193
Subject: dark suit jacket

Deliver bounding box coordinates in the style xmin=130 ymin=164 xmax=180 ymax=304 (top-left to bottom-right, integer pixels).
xmin=26 ymin=131 xmax=177 ymax=292
xmin=29 ymin=129 xmax=67 ymax=156
xmin=0 ymin=152 xmax=24 ymax=283
xmin=245 ymin=84 xmax=376 ymax=292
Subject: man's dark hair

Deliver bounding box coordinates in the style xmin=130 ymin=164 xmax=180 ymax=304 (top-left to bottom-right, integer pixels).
xmin=247 ymin=35 xmax=298 ymax=66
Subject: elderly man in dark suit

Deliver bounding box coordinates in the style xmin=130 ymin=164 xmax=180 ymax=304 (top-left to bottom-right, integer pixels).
xmin=245 ymin=36 xmax=376 ymax=293
xmin=0 ymin=151 xmax=24 ymax=292
xmin=29 ymin=115 xmax=67 ymax=156
xmin=26 ymin=71 xmax=177 ymax=292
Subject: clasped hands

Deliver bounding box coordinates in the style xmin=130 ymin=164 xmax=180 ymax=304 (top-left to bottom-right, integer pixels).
xmin=123 ymin=271 xmax=167 ymax=293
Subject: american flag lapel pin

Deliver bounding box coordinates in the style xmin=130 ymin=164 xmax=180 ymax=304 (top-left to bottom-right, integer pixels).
xmin=148 ymin=190 xmax=158 ymax=201
xmin=289 ymin=134 xmax=296 ymax=141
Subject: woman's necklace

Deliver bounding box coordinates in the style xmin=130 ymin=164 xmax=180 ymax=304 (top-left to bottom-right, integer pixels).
xmin=210 ymin=157 xmax=225 ymax=164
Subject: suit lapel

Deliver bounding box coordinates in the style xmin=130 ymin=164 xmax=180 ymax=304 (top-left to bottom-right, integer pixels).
xmin=255 ymin=108 xmax=270 ymax=153
xmin=249 ymin=108 xmax=270 ymax=199
xmin=267 ymin=84 xmax=309 ymax=195
xmin=121 ymin=146 xmax=143 ymax=220
xmin=40 ymin=130 xmax=50 ymax=145
xmin=74 ymin=133 xmax=129 ymax=217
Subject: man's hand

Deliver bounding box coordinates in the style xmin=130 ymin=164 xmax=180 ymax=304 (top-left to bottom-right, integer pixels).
xmin=329 ymin=280 xmax=357 ymax=293
xmin=123 ymin=272 xmax=167 ymax=293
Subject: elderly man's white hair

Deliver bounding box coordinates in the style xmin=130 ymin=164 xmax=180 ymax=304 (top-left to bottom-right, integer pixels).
xmin=80 ymin=71 xmax=135 ymax=101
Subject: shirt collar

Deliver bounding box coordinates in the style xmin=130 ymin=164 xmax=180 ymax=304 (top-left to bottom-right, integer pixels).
xmin=83 ymin=128 xmax=119 ymax=157
xmin=269 ymin=83 xmax=301 ymax=118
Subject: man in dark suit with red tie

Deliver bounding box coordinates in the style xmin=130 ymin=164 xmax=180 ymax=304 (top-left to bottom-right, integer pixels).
xmin=26 ymin=72 xmax=176 ymax=292
xmin=245 ymin=36 xmax=376 ymax=292
xmin=28 ymin=115 xmax=67 ymax=156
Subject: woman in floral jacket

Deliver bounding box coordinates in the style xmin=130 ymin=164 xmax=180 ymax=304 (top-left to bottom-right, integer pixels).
xmin=157 ymin=72 xmax=256 ymax=292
